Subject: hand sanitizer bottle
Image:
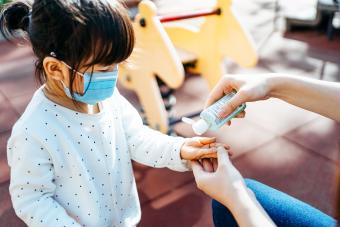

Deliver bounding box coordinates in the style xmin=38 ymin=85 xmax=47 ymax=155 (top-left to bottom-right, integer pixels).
xmin=182 ymin=91 xmax=246 ymax=135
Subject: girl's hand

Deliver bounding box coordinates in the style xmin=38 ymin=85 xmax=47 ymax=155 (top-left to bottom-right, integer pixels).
xmin=206 ymin=74 xmax=274 ymax=120
xmin=180 ymin=137 xmax=231 ymax=161
xmin=191 ymin=146 xmax=245 ymax=208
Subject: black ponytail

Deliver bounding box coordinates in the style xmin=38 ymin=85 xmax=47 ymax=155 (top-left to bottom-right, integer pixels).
xmin=0 ymin=1 xmax=32 ymax=40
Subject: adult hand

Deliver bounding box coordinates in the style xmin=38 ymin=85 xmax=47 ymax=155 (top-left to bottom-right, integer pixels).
xmin=206 ymin=74 xmax=274 ymax=119
xmin=192 ymin=147 xmax=276 ymax=227
xmin=191 ymin=146 xmax=246 ymax=207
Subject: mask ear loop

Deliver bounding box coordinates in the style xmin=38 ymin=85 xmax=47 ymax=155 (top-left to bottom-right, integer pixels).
xmin=50 ymin=52 xmax=84 ymax=77
xmin=49 ymin=52 xmax=85 ymax=97
xmin=50 ymin=52 xmax=96 ymax=98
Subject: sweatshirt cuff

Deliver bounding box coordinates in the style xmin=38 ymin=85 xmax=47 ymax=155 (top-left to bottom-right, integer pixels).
xmin=170 ymin=137 xmax=191 ymax=172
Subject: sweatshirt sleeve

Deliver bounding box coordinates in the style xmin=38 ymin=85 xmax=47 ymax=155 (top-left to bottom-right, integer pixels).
xmin=7 ymin=133 xmax=81 ymax=227
xmin=117 ymin=92 xmax=190 ymax=172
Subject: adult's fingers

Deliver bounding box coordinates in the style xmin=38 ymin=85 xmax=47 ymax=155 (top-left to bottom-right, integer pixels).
xmin=235 ymin=111 xmax=246 ymax=118
xmin=191 ymin=161 xmax=205 ymax=178
xmin=217 ymin=146 xmax=231 ymax=167
xmin=214 ymin=143 xmax=230 ymax=150
xmin=219 ymin=91 xmax=248 ymax=118
xmin=219 ymin=143 xmax=232 ymax=155
xmin=205 ymin=77 xmax=235 ymax=108
xmin=225 ymin=111 xmax=246 ymax=126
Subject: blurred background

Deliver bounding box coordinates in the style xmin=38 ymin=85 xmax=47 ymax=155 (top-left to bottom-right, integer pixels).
xmin=0 ymin=0 xmax=339 ymax=226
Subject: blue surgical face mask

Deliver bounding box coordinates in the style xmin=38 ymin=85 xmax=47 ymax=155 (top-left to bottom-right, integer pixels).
xmin=61 ymin=62 xmax=118 ymax=105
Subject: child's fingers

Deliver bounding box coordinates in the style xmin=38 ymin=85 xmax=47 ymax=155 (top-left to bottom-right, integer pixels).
xmin=196 ymin=137 xmax=216 ymax=145
xmin=201 ymin=143 xmax=216 ymax=148
xmin=202 ymin=159 xmax=214 ymax=172
xmin=200 ymin=152 xmax=217 ymax=159
xmin=198 ymin=147 xmax=232 ymax=160
xmin=202 ymin=143 xmax=231 ymax=157
xmin=212 ymin=158 xmax=218 ymax=171
xmin=186 ymin=137 xmax=216 ymax=147
xmin=195 ymin=147 xmax=218 ymax=159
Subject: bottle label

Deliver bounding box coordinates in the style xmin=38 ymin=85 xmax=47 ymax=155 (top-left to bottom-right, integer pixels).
xmin=209 ymin=92 xmax=236 ymax=123
xmin=201 ymin=91 xmax=246 ymax=130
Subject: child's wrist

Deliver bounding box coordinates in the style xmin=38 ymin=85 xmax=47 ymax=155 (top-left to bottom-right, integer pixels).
xmin=179 ymin=145 xmax=184 ymax=160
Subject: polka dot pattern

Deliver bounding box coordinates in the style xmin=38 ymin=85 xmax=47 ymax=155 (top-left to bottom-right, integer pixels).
xmin=6 ymin=88 xmax=189 ymax=227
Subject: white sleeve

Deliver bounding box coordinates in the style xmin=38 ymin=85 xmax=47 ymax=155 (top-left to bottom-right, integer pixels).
xmin=7 ymin=133 xmax=81 ymax=227
xmin=118 ymin=93 xmax=190 ymax=172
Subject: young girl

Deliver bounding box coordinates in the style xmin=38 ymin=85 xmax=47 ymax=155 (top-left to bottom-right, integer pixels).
xmin=1 ymin=1 xmax=227 ymax=226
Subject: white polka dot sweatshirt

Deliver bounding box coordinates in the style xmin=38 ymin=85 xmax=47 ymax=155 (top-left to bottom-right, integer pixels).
xmin=7 ymin=87 xmax=189 ymax=227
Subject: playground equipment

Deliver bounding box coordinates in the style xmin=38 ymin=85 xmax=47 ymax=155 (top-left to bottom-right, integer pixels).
xmin=162 ymin=0 xmax=258 ymax=88
xmin=119 ymin=1 xmax=184 ymax=133
xmin=119 ymin=0 xmax=258 ymax=133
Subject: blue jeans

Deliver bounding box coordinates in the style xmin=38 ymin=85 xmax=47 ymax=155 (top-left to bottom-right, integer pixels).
xmin=212 ymin=179 xmax=337 ymax=227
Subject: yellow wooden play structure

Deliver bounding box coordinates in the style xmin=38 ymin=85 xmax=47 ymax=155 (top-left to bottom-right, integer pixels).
xmin=119 ymin=0 xmax=258 ymax=133
xmin=163 ymin=0 xmax=258 ymax=88
xmin=119 ymin=1 xmax=185 ymax=133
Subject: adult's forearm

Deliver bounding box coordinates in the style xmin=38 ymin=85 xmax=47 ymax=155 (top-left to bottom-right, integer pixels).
xmin=268 ymin=75 xmax=340 ymax=122
xmin=225 ymin=188 xmax=276 ymax=227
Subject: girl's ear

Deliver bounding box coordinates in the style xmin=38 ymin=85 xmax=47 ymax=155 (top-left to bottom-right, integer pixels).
xmin=43 ymin=57 xmax=69 ymax=82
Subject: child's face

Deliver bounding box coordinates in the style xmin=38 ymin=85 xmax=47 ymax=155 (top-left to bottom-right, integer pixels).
xmin=68 ymin=63 xmax=117 ymax=95
xmin=43 ymin=56 xmax=117 ymax=96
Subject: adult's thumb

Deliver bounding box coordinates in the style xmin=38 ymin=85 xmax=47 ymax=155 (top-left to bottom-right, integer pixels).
xmin=191 ymin=161 xmax=203 ymax=172
xmin=217 ymin=146 xmax=231 ymax=167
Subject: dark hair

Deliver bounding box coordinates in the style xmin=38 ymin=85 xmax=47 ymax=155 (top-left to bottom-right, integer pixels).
xmin=0 ymin=0 xmax=134 ymax=95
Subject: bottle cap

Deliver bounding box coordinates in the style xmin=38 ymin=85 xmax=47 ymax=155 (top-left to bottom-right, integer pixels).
xmin=192 ymin=119 xmax=209 ymax=135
